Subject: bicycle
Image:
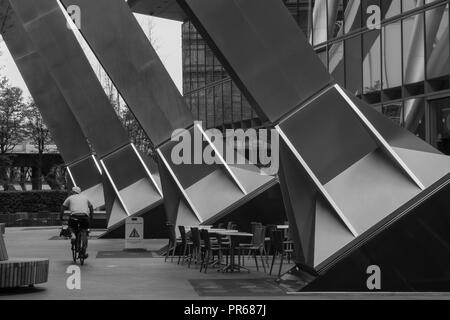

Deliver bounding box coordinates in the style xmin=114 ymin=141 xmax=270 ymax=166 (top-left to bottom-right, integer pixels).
xmin=68 ymin=217 xmax=89 ymax=265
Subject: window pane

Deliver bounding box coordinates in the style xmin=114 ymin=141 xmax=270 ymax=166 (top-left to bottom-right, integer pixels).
xmin=363 ymin=30 xmax=381 ymax=93
xmin=404 ymin=98 xmax=426 ymax=141
xmin=312 ymin=0 xmax=328 ymax=45
xmin=382 ymin=0 xmax=401 ymax=19
xmin=242 ymin=96 xmax=252 ymax=121
xmin=205 ymin=46 xmax=214 ymax=85
xmin=206 ymin=88 xmax=214 ymax=129
xmin=344 ymin=0 xmax=362 ymax=34
xmin=382 ymin=102 xmax=403 ymax=125
xmin=345 ymin=35 xmax=362 ymax=95
xmin=329 ymin=0 xmax=344 ymax=39
xmin=316 ymin=47 xmax=328 ymax=68
xmin=214 ymin=84 xmax=223 ymax=127
xmin=223 ymin=81 xmax=232 ymax=125
xmin=382 ymin=21 xmax=402 ymax=89
xmin=403 ymin=0 xmax=424 ymax=13
xmin=191 ymin=91 xmax=199 ymax=120
xmin=403 ymin=13 xmax=425 ymax=85
xmin=232 ymin=82 xmax=242 ymax=126
xmin=329 ymin=41 xmax=345 ymax=86
xmin=426 ymin=4 xmax=450 ymax=80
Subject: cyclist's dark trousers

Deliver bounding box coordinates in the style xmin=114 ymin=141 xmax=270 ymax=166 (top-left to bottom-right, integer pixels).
xmin=68 ymin=214 xmax=90 ymax=236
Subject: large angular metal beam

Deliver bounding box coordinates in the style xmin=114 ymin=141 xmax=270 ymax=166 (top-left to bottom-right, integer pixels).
xmin=303 ymin=173 xmax=450 ymax=292
xmin=0 ymin=2 xmax=105 ymax=208
xmin=175 ymin=0 xmax=450 ymax=287
xmin=128 ymin=0 xmax=185 ymax=21
xmin=60 ymin=0 xmax=278 ymax=231
xmin=8 ymin=0 xmax=163 ymax=229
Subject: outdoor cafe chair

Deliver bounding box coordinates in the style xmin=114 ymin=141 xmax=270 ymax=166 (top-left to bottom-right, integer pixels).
xmin=239 ymin=222 xmax=262 ymax=265
xmin=199 ymin=229 xmax=223 ymax=273
xmin=237 ymin=226 xmax=267 ymax=273
xmin=178 ymin=226 xmax=193 ymax=265
xmin=188 ymin=227 xmax=203 ymax=268
xmin=165 ymin=223 xmax=182 ymax=263
xmin=269 ymin=230 xmax=286 ymax=277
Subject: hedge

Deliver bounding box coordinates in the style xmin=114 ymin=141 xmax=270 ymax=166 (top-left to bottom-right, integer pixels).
xmin=0 ymin=190 xmax=68 ymax=214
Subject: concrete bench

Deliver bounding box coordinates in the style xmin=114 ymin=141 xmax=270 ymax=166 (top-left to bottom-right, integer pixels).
xmin=0 ymin=223 xmax=49 ymax=288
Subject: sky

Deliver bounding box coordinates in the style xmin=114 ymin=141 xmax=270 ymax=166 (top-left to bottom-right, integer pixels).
xmin=0 ymin=13 xmax=183 ymax=99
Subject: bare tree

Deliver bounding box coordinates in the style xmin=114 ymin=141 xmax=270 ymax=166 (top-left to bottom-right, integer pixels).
xmin=0 ymin=77 xmax=26 ymax=154
xmin=0 ymin=77 xmax=26 ymax=190
xmin=24 ymin=99 xmax=52 ymax=190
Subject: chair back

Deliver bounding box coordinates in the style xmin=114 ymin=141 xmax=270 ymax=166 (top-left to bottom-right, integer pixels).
xmin=217 ymin=223 xmax=225 ymax=229
xmin=200 ymin=229 xmax=211 ymax=250
xmin=284 ymin=226 xmax=293 ymax=241
xmin=226 ymin=221 xmax=234 ymax=230
xmin=250 ymin=222 xmax=262 ymax=235
xmin=270 ymin=230 xmax=284 ymax=252
xmin=191 ymin=227 xmax=201 ymax=248
xmin=217 ymin=233 xmax=226 ymax=247
xmin=178 ymin=225 xmax=187 ymax=244
xmin=252 ymin=226 xmax=266 ymax=247
xmin=265 ymin=224 xmax=276 ymax=238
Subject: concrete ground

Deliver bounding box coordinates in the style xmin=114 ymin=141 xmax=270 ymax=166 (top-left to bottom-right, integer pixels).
xmin=1 ymin=227 xmax=449 ymax=300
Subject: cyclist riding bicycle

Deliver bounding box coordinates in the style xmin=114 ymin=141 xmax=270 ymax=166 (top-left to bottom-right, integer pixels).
xmin=60 ymin=186 xmax=94 ymax=260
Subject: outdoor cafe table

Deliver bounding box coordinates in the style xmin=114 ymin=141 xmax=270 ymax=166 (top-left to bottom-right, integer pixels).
xmin=208 ymin=230 xmax=253 ymax=273
xmin=185 ymin=227 xmax=239 ymax=233
xmin=185 ymin=226 xmax=213 ymax=230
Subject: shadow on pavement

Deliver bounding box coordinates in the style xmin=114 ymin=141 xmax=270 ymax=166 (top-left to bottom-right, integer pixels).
xmin=0 ymin=286 xmax=46 ymax=296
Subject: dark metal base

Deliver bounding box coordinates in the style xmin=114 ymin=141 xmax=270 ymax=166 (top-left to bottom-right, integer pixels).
xmin=281 ymin=174 xmax=450 ymax=292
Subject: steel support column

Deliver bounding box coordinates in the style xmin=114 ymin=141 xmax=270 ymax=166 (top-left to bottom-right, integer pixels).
xmin=175 ymin=0 xmax=450 ymax=290
xmin=60 ymin=0 xmax=278 ymax=233
xmin=8 ymin=0 xmax=163 ymax=229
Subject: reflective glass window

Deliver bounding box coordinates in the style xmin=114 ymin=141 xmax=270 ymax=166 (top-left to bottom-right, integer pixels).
xmin=403 ymin=13 xmax=425 ymax=85
xmin=382 ymin=102 xmax=403 ymax=125
xmin=223 ymin=81 xmax=232 ymax=125
xmin=329 ymin=40 xmax=345 ymax=86
xmin=404 ymin=98 xmax=426 ymax=140
xmin=426 ymin=4 xmax=450 ymax=80
xmin=382 ymin=21 xmax=402 ymax=89
xmin=345 ymin=35 xmax=362 ymax=95
xmin=206 ymin=88 xmax=214 ymax=129
xmin=363 ymin=30 xmax=381 ymax=93
xmin=344 ymin=0 xmax=362 ymax=34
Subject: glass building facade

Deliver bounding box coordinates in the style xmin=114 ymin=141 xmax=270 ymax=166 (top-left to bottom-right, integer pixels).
xmin=182 ymin=0 xmax=450 ymax=155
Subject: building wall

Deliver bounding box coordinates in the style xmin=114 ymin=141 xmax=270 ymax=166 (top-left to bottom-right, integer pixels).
xmin=182 ymin=0 xmax=450 ymax=154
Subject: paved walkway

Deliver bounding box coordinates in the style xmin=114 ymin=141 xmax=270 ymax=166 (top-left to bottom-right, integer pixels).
xmin=1 ymin=227 xmax=449 ymax=300
xmin=0 ymin=227 xmax=293 ymax=300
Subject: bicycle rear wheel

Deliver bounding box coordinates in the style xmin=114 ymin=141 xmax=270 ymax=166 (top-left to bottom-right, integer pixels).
xmin=79 ymin=231 xmax=88 ymax=265
xmin=72 ymin=244 xmax=77 ymax=263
